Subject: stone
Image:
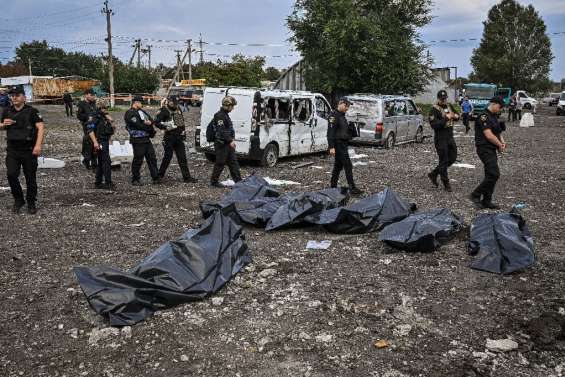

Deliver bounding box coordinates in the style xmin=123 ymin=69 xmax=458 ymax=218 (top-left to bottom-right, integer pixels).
xmin=69 ymin=328 xmax=79 ymax=339
xmin=299 ymin=332 xmax=312 ymax=340
xmin=374 ymin=339 xmax=390 ymax=349
xmin=308 ymin=300 xmax=322 ymax=308
xmin=315 ymin=333 xmax=333 ymax=343
xmin=259 ymin=269 xmax=277 ymax=278
xmin=180 ymin=355 xmax=189 ymax=362
xmin=211 ymin=297 xmax=224 ymax=306
xmin=257 ymin=337 xmax=272 ymax=352
xmin=121 ymin=326 xmax=132 ymax=339
xmin=88 ymin=327 xmax=121 ymax=346
xmin=393 ymin=324 xmax=412 ymax=337
xmin=486 ymin=338 xmax=518 ymax=352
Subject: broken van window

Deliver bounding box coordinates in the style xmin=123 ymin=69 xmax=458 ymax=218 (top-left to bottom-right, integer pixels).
xmin=293 ymin=99 xmax=312 ymax=122
xmin=264 ymin=98 xmax=291 ymax=122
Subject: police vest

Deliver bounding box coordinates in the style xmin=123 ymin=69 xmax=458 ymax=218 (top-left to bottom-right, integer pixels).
xmin=6 ymin=106 xmax=36 ymax=142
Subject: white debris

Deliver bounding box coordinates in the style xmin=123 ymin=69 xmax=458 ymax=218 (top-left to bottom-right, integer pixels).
xmin=180 ymin=354 xmax=189 ymax=362
xmin=121 ymin=326 xmax=132 ymax=339
xmin=38 ymin=157 xmax=65 ymax=169
xmin=81 ymin=203 xmax=95 ymax=207
xmin=353 ymin=161 xmax=368 ymax=167
xmin=129 ymin=222 xmax=145 ymax=227
xmin=109 ymin=140 xmax=134 ymax=163
xmin=0 ymin=186 xmax=10 ymax=191
xmin=453 ymin=163 xmax=476 ymax=169
xmin=222 ymin=177 xmax=300 ymax=187
xmin=259 ymin=268 xmax=277 ymax=278
xmin=486 ymin=338 xmax=519 ymax=352
xmin=211 ymin=297 xmax=224 ymax=306
xmin=315 ymin=333 xmax=333 ymax=343
xmin=306 ymin=240 xmax=332 ymax=250
xmin=88 ymin=327 xmax=121 ymax=346
xmin=393 ymin=324 xmax=412 ymax=337
xmin=348 ymin=148 xmax=368 ymax=159
xmin=519 ymin=113 xmax=535 ymax=128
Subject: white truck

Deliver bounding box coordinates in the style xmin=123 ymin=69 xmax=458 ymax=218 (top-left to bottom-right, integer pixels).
xmin=515 ymin=90 xmax=538 ymax=112
xmin=195 ymin=87 xmax=333 ymax=167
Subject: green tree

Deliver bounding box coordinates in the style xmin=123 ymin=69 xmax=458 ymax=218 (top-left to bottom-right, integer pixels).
xmin=190 ymin=55 xmax=266 ymax=87
xmin=263 ymin=66 xmax=282 ymax=81
xmin=470 ymin=0 xmax=553 ymax=92
xmin=101 ymin=62 xmax=160 ymax=94
xmin=287 ymin=0 xmax=433 ymax=99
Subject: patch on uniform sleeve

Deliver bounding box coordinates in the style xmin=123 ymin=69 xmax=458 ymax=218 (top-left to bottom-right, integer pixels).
xmin=480 ymin=114 xmax=488 ymax=122
xmin=131 ymin=117 xmax=138 ymax=122
xmin=329 ymin=116 xmax=336 ymax=123
xmin=217 ymin=120 xmax=224 ymax=126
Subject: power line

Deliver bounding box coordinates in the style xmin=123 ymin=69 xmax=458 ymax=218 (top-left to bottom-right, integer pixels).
xmin=0 ymin=4 xmax=101 ymax=22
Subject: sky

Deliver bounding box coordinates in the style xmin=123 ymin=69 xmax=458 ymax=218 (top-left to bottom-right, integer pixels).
xmin=0 ymin=0 xmax=564 ymax=81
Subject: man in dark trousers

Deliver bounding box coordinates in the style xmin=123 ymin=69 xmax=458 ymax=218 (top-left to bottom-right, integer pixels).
xmin=124 ymin=95 xmax=160 ymax=186
xmin=63 ymin=92 xmax=73 ymax=117
xmin=327 ymin=98 xmax=362 ymax=195
xmin=208 ymin=96 xmax=241 ymax=188
xmin=155 ymin=96 xmax=197 ymax=183
xmin=470 ymin=96 xmax=507 ymax=209
xmin=0 ymin=87 xmax=45 ymax=214
xmin=76 ymin=89 xmax=98 ymax=170
xmin=460 ymin=96 xmax=473 ymax=133
xmin=427 ymin=90 xmax=460 ymax=192
xmin=87 ymin=102 xmax=115 ymax=189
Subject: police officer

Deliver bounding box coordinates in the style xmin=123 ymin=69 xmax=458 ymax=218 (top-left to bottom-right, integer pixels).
xmin=427 ymin=90 xmax=460 ymax=192
xmin=87 ymin=101 xmax=115 ymax=189
xmin=461 ymin=96 xmax=473 ymax=134
xmin=124 ymin=95 xmax=160 ymax=186
xmin=0 ymin=87 xmax=10 ymax=114
xmin=155 ymin=96 xmax=197 ymax=183
xmin=0 ymin=87 xmax=45 ymax=214
xmin=77 ymin=89 xmax=98 ymax=170
xmin=469 ymin=96 xmax=507 ymax=209
xmin=209 ymin=96 xmax=241 ymax=188
xmin=327 ymin=98 xmax=362 ymax=195
xmin=63 ymin=91 xmax=73 ymax=117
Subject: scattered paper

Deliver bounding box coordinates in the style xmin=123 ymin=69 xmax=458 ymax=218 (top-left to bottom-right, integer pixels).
xmin=0 ymin=186 xmax=10 ymax=191
xmin=81 ymin=203 xmax=95 ymax=207
xmin=311 ymin=166 xmax=324 ymax=169
xmin=38 ymin=157 xmax=65 ymax=169
xmin=222 ymin=177 xmax=301 ymax=187
xmin=353 ymin=161 xmax=368 ymax=167
xmin=306 ymin=240 xmax=332 ymax=250
xmin=453 ymin=163 xmax=476 ymax=169
xmin=348 ymin=148 xmax=369 ymax=159
xmin=130 ymin=222 xmax=145 ymax=227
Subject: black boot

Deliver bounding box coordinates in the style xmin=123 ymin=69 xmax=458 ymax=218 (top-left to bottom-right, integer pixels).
xmin=350 ymin=186 xmax=363 ymax=196
xmin=469 ymin=192 xmax=483 ymax=208
xmin=428 ymin=172 xmax=439 ymax=188
xmin=12 ymin=200 xmax=25 ymax=214
xmin=481 ymin=201 xmax=500 ymax=210
xmin=442 ymin=179 xmax=452 ymax=192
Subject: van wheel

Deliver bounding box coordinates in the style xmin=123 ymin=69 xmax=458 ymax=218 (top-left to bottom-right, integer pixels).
xmin=204 ymin=152 xmax=216 ymax=162
xmin=415 ymin=126 xmax=424 ymax=143
xmin=261 ymin=144 xmax=279 ymax=167
xmin=385 ymin=132 xmax=396 ymax=149
xmin=523 ymin=103 xmax=532 ymax=110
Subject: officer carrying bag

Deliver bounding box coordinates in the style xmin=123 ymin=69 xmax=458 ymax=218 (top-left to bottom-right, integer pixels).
xmin=206 ymin=119 xmax=216 ymax=143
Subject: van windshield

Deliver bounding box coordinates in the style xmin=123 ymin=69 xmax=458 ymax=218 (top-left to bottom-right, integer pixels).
xmin=561 ymin=93 xmax=565 ymax=100
xmin=465 ymin=87 xmax=496 ymax=99
xmin=348 ymin=100 xmax=381 ymax=119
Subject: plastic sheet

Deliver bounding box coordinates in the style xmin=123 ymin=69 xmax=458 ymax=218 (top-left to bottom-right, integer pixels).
xmin=265 ymin=188 xmax=348 ymax=231
xmin=309 ymin=188 xmax=414 ymax=234
xmin=74 ymin=211 xmax=251 ymax=326
xmin=378 ymin=208 xmax=463 ymax=252
xmin=468 ymin=211 xmax=535 ymax=274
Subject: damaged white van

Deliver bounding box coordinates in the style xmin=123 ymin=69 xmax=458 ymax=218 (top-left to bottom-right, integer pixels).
xmin=195 ymin=87 xmax=333 ymax=166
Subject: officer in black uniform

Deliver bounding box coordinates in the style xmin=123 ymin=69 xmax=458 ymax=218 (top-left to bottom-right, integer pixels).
xmin=87 ymin=102 xmax=115 ymax=189
xmin=209 ymin=96 xmax=241 ymax=188
xmin=427 ymin=89 xmax=460 ymax=192
xmin=155 ymin=96 xmax=197 ymax=183
xmin=0 ymin=87 xmax=45 ymax=214
xmin=76 ymin=89 xmax=98 ymax=170
xmin=124 ymin=95 xmax=160 ymax=185
xmin=327 ymin=98 xmax=362 ymax=195
xmin=470 ymin=96 xmax=507 ymax=209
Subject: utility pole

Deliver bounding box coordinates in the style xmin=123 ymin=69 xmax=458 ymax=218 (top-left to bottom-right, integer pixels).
xmin=174 ymin=49 xmax=184 ymax=81
xmin=187 ymin=39 xmax=193 ymax=82
xmin=102 ymin=0 xmax=115 ymax=107
xmin=136 ymin=39 xmax=142 ymax=68
xmin=198 ymin=34 xmax=204 ymax=64
xmin=146 ymin=45 xmax=152 ymax=69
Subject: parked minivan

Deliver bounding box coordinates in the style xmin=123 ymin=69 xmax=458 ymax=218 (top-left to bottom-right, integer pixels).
xmin=344 ymin=94 xmax=425 ymax=148
xmin=556 ymin=92 xmax=565 ymax=116
xmin=195 ymin=87 xmax=333 ymax=166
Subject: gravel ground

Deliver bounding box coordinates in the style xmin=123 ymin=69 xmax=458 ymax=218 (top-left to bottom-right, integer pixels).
xmin=1 ymin=104 xmax=564 ymax=377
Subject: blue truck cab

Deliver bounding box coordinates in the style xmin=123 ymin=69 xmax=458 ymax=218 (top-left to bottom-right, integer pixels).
xmin=463 ymin=83 xmax=497 ymax=119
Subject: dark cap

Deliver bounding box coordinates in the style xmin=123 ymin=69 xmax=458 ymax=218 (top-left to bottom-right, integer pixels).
xmin=338 ymin=97 xmax=352 ymax=106
xmin=132 ymin=95 xmax=144 ymax=104
xmin=84 ymin=88 xmax=95 ymax=95
xmin=490 ymin=96 xmax=505 ymax=106
xmin=167 ymin=95 xmax=179 ymax=104
xmin=437 ymin=90 xmax=448 ymax=100
xmin=8 ymin=86 xmax=25 ymax=95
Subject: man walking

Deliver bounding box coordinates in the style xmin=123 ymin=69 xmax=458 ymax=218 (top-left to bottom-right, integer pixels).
xmin=427 ymin=90 xmax=460 ymax=192
xmin=77 ymin=89 xmax=98 ymax=170
xmin=124 ymin=96 xmax=160 ymax=185
xmin=327 ymin=98 xmax=362 ymax=195
xmin=208 ymin=96 xmax=241 ymax=188
xmin=470 ymin=96 xmax=507 ymax=209
xmin=155 ymin=96 xmax=197 ymax=183
xmin=63 ymin=91 xmax=73 ymax=117
xmin=460 ymin=96 xmax=473 ymax=134
xmin=0 ymin=87 xmax=45 ymax=214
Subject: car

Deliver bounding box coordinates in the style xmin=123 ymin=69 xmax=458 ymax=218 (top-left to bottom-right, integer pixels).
xmin=556 ymin=92 xmax=565 ymax=116
xmin=195 ymin=87 xmax=332 ymax=167
xmin=343 ymin=94 xmax=425 ymax=148
xmin=515 ymin=90 xmax=538 ymax=112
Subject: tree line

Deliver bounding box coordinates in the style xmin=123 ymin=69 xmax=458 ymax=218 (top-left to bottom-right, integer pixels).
xmin=0 ymin=0 xmax=555 ymax=96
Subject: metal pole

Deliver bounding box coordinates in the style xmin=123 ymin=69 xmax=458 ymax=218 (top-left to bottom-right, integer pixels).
xmin=102 ymin=0 xmax=115 ymax=107
xmin=187 ymin=39 xmax=193 ymax=82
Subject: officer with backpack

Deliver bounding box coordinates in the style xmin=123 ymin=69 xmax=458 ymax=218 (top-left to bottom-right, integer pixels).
xmin=87 ymin=101 xmax=115 ymax=189
xmin=206 ymin=96 xmax=241 ymax=188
